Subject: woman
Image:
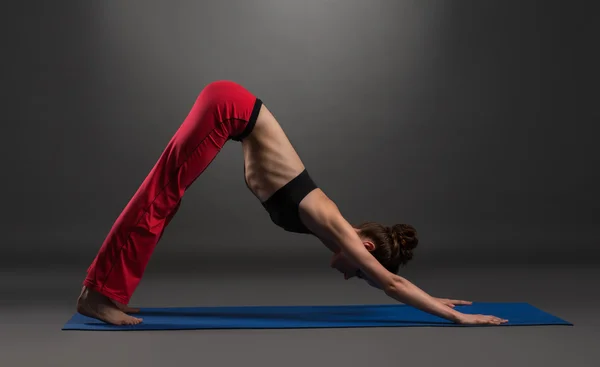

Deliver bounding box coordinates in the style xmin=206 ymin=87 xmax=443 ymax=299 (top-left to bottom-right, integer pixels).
xmin=77 ymin=81 xmax=507 ymax=326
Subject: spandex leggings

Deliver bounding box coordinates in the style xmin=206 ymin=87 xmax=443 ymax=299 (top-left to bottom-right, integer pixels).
xmin=84 ymin=80 xmax=262 ymax=305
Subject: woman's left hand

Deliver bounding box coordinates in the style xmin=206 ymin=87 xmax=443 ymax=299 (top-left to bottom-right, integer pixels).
xmin=436 ymin=298 xmax=472 ymax=308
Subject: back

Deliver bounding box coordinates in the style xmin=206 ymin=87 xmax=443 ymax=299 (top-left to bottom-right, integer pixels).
xmin=241 ymin=104 xmax=306 ymax=202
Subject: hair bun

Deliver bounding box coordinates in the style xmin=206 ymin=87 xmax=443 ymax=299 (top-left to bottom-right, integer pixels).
xmin=355 ymin=221 xmax=419 ymax=271
xmin=391 ymin=224 xmax=418 ymax=251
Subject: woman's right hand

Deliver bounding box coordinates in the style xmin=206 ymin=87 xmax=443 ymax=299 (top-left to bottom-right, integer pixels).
xmin=456 ymin=313 xmax=508 ymax=325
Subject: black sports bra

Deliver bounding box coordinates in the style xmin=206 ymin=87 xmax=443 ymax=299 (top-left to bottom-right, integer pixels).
xmin=260 ymin=169 xmax=317 ymax=234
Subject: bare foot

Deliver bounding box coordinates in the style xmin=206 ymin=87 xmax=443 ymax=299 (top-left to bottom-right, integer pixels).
xmin=76 ymin=286 xmax=143 ymax=326
xmin=114 ymin=301 xmax=140 ymax=314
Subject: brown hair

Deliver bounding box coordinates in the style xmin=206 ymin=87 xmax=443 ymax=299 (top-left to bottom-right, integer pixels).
xmin=356 ymin=222 xmax=419 ymax=274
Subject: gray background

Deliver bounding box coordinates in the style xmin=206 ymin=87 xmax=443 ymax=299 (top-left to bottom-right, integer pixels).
xmin=1 ymin=1 xmax=599 ymax=366
xmin=2 ymin=0 xmax=598 ymax=267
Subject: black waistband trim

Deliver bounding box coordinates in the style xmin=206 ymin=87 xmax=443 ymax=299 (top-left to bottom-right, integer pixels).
xmin=231 ymin=98 xmax=262 ymax=142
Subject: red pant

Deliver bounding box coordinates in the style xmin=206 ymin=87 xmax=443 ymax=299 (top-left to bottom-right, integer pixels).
xmin=84 ymin=80 xmax=262 ymax=305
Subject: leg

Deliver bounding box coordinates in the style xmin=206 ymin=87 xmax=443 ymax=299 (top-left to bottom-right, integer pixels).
xmin=77 ymin=80 xmax=261 ymax=325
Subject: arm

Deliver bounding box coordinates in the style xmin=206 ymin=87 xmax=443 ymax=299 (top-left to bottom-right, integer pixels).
xmin=319 ymin=226 xmax=472 ymax=306
xmin=299 ymin=191 xmax=463 ymax=323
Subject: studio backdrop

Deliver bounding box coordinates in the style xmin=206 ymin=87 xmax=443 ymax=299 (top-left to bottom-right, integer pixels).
xmin=1 ymin=0 xmax=597 ymax=270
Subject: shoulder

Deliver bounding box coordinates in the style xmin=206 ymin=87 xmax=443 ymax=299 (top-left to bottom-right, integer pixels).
xmin=298 ymin=189 xmax=347 ymax=240
xmin=298 ymin=189 xmax=337 ymax=219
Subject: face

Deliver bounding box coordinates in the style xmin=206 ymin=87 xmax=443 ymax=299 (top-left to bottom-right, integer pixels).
xmin=329 ymin=239 xmax=375 ymax=281
xmin=330 ymin=251 xmax=361 ymax=280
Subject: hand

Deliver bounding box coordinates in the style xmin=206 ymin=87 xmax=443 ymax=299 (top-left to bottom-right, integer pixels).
xmin=436 ymin=298 xmax=472 ymax=308
xmin=456 ymin=313 xmax=508 ymax=325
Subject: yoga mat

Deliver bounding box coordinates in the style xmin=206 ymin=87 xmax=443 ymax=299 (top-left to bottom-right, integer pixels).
xmin=62 ymin=302 xmax=572 ymax=331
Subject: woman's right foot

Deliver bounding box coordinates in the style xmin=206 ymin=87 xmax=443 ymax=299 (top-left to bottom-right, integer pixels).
xmin=76 ymin=286 xmax=143 ymax=326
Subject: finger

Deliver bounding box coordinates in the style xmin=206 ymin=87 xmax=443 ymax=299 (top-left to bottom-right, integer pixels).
xmin=491 ymin=317 xmax=507 ymax=325
xmin=482 ymin=315 xmax=499 ymax=324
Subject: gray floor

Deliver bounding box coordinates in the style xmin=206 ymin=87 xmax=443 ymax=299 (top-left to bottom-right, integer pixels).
xmin=1 ymin=264 xmax=598 ymax=367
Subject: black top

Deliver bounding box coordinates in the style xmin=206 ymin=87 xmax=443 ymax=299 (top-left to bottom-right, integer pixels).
xmin=261 ymin=169 xmax=317 ymax=234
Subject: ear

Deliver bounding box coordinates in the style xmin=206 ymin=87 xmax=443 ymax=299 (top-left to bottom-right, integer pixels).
xmin=363 ymin=240 xmax=376 ymax=252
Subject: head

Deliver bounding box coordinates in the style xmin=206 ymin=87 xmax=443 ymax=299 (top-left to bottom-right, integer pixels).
xmin=330 ymin=222 xmax=419 ymax=281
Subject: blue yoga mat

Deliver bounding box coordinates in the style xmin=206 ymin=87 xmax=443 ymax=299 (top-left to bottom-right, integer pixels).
xmin=62 ymin=302 xmax=572 ymax=331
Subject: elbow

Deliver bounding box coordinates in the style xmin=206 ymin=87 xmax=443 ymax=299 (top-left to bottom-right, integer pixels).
xmin=382 ymin=275 xmax=408 ymax=296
